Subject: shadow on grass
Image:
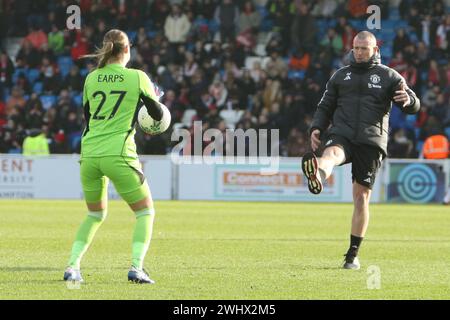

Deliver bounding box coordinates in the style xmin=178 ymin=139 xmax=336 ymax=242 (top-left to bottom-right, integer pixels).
xmin=0 ymin=266 xmax=60 ymax=272
xmin=156 ymin=238 xmax=450 ymax=243
xmin=300 ymin=266 xmax=342 ymax=271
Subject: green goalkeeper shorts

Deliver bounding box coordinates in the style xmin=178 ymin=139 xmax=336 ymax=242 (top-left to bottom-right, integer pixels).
xmin=80 ymin=156 xmax=151 ymax=204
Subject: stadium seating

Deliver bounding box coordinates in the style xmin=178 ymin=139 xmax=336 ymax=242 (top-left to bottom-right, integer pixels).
xmin=32 ymin=81 xmax=43 ymax=95
xmin=445 ymin=127 xmax=450 ymax=140
xmin=72 ymin=93 xmax=83 ymax=107
xmin=416 ymin=140 xmax=424 ymax=156
xmin=26 ymin=68 xmax=40 ymax=83
xmin=126 ymin=31 xmax=137 ymax=43
xmin=288 ymin=70 xmax=305 ymax=80
xmin=12 ymin=68 xmax=26 ymax=84
xmin=57 ymin=56 xmax=73 ymax=78
xmin=39 ymin=95 xmax=57 ymax=110
xmin=405 ymin=114 xmax=417 ymax=130
xmin=0 ymin=1 xmax=447 ymax=158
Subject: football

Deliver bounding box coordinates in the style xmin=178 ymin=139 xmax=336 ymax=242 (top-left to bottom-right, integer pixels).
xmin=138 ymin=103 xmax=171 ymax=135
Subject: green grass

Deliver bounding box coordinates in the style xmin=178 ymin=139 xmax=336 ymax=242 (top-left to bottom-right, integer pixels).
xmin=0 ymin=200 xmax=449 ymax=299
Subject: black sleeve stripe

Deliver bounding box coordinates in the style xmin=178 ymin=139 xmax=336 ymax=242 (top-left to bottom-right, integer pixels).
xmin=82 ymin=101 xmax=91 ymax=137
xmin=131 ymin=69 xmax=142 ymax=129
xmin=140 ymin=94 xmax=163 ymax=121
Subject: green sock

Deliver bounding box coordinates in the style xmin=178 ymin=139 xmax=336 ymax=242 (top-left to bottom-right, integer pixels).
xmin=131 ymin=208 xmax=155 ymax=270
xmin=68 ymin=211 xmax=106 ymax=269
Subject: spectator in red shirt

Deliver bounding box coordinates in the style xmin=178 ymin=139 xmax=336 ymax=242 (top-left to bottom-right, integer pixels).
xmin=0 ymin=100 xmax=7 ymax=126
xmin=71 ymin=31 xmax=90 ymax=62
xmin=24 ymin=25 xmax=48 ymax=51
xmin=0 ymin=50 xmax=15 ymax=100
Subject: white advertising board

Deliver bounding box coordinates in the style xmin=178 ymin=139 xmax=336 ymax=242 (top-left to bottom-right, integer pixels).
xmin=0 ymin=154 xmax=396 ymax=203
xmin=0 ymin=155 xmax=172 ymax=200
xmin=177 ymin=157 xmax=383 ymax=203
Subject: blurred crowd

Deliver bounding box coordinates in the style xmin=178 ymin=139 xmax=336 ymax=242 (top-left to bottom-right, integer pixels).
xmin=0 ymin=0 xmax=449 ymax=158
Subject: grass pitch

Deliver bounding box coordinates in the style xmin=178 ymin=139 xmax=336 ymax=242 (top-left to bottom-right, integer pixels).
xmin=0 ymin=200 xmax=449 ymax=300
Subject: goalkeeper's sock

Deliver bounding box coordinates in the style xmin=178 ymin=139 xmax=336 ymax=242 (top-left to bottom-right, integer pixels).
xmin=131 ymin=208 xmax=155 ymax=270
xmin=68 ymin=211 xmax=107 ymax=269
xmin=347 ymin=234 xmax=363 ymax=257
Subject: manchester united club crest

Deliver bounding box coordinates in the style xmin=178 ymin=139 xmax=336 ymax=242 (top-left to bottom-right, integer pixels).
xmin=370 ymin=74 xmax=381 ymax=84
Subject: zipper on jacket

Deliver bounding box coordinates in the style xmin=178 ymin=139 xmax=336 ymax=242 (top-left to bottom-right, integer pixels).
xmin=354 ymin=72 xmax=363 ymax=141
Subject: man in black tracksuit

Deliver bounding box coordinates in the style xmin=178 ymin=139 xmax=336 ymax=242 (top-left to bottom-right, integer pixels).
xmin=301 ymin=31 xmax=420 ymax=270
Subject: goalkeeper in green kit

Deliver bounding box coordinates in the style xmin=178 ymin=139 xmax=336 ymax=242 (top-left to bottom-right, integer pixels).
xmin=64 ymin=29 xmax=165 ymax=284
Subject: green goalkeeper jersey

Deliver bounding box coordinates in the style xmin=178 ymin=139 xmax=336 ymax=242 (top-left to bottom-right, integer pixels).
xmin=81 ymin=63 xmax=158 ymax=159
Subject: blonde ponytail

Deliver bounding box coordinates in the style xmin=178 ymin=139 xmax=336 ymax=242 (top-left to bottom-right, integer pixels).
xmin=81 ymin=29 xmax=128 ymax=68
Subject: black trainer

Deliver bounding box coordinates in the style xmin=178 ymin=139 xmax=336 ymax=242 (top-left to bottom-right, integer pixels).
xmin=301 ymin=152 xmax=323 ymax=194
xmin=342 ymin=254 xmax=361 ymax=270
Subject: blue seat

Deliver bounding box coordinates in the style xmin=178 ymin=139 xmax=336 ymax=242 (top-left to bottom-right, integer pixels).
xmin=420 ymin=70 xmax=428 ymax=81
xmin=57 ymin=56 xmax=73 ymax=66
xmin=416 ymin=140 xmax=424 ymax=154
xmin=143 ymin=20 xmax=153 ymax=30
xmin=69 ymin=132 xmax=82 ymax=151
xmin=40 ymin=95 xmax=57 ymax=110
xmin=73 ymin=93 xmax=83 ymax=106
xmin=32 ymin=82 xmax=43 ymax=94
xmin=12 ymin=68 xmax=26 ymax=84
xmin=332 ymin=57 xmax=342 ymax=69
xmin=347 ymin=19 xmax=358 ymax=29
xmin=381 ymin=20 xmax=396 ymax=30
xmin=3 ymin=90 xmax=10 ymax=102
xmin=8 ymin=148 xmax=22 ymax=154
xmin=316 ymin=19 xmax=328 ymax=30
xmin=414 ymin=127 xmax=421 ymax=139
xmin=382 ymin=30 xmax=396 ymax=41
xmin=27 ymin=68 xmax=40 ymax=83
xmin=147 ymin=31 xmax=157 ymax=39
xmin=255 ymin=5 xmax=268 ymax=19
xmin=208 ymin=20 xmax=219 ymax=33
xmin=80 ymin=68 xmax=89 ymax=77
xmin=185 ymin=42 xmax=194 ymax=51
xmin=126 ymin=31 xmax=137 ymax=44
xmin=380 ymin=46 xmax=392 ymax=58
xmin=390 ymin=8 xmax=400 ymax=20
xmin=195 ymin=18 xmax=208 ymax=27
xmin=409 ymin=32 xmax=418 ymax=43
xmin=396 ymin=20 xmax=409 ymax=28
xmin=57 ymin=56 xmax=73 ymax=78
xmin=405 ymin=114 xmax=416 ymax=129
xmin=389 ymin=106 xmax=406 ymax=130
xmin=260 ymin=19 xmax=274 ymax=32
xmin=288 ymin=70 xmax=305 ymax=80
xmin=348 ymin=19 xmax=366 ymax=31
xmin=445 ymin=127 xmax=450 ymax=140
xmin=438 ymin=58 xmax=448 ymax=66
xmin=59 ymin=64 xmax=71 ymax=78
